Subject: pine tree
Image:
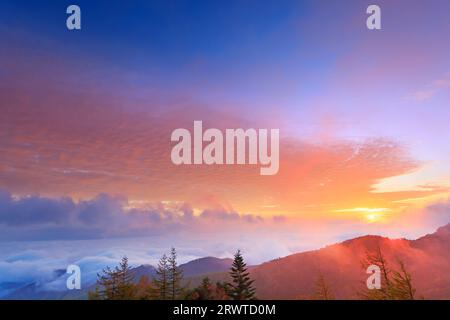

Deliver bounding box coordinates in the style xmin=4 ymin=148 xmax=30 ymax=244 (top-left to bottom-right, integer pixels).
xmin=228 ymin=250 xmax=256 ymax=300
xmin=153 ymin=253 xmax=169 ymax=300
xmin=168 ymin=247 xmax=184 ymax=299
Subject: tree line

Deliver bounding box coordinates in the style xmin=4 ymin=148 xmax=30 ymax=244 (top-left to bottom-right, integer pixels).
xmin=89 ymin=245 xmax=418 ymax=300
xmin=88 ymin=248 xmax=256 ymax=300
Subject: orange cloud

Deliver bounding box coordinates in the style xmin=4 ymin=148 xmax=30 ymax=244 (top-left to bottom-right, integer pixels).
xmin=1 ymin=32 xmax=448 ymax=223
xmin=2 ymin=82 xmax=445 ymax=221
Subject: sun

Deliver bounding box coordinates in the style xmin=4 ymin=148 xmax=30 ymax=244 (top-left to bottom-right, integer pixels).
xmin=333 ymin=207 xmax=389 ymax=223
xmin=365 ymin=213 xmax=380 ymax=223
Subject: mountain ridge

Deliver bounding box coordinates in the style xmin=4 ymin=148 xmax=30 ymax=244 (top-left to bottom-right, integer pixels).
xmin=3 ymin=223 xmax=450 ymax=299
xmin=249 ymin=223 xmax=450 ymax=299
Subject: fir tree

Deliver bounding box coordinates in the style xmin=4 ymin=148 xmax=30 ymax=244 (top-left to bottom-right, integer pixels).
xmin=228 ymin=250 xmax=256 ymax=300
xmin=168 ymin=247 xmax=184 ymax=299
xmin=153 ymin=253 xmax=169 ymax=299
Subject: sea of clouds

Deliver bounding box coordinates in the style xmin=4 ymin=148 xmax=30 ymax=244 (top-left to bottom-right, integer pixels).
xmin=1 ymin=190 xmax=449 ymax=297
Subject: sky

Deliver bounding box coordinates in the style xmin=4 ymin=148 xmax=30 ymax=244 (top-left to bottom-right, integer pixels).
xmin=1 ymin=0 xmax=450 ymax=289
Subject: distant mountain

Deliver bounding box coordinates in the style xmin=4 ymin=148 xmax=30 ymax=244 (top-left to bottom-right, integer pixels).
xmin=4 ymin=223 xmax=450 ymax=299
xmin=130 ymin=264 xmax=157 ymax=281
xmin=5 ymin=282 xmax=69 ymax=300
xmin=180 ymin=257 xmax=233 ymax=278
xmin=126 ymin=257 xmax=233 ymax=282
xmin=3 ymin=256 xmax=232 ymax=299
xmin=250 ymin=223 xmax=450 ymax=299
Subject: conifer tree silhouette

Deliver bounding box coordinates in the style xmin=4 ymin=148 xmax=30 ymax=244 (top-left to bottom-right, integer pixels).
xmin=228 ymin=250 xmax=256 ymax=300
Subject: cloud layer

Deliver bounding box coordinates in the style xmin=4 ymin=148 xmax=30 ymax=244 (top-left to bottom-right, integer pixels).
xmin=0 ymin=190 xmax=268 ymax=241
